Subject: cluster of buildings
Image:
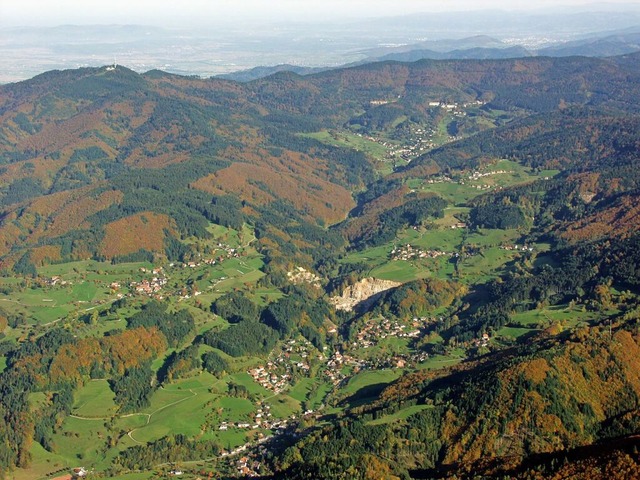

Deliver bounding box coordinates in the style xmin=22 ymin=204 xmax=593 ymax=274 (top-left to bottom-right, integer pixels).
xmin=450 ymin=222 xmax=467 ymax=229
xmin=235 ymin=456 xmax=261 ymax=477
xmin=365 ymin=351 xmax=430 ymax=370
xmin=248 ymin=339 xmax=316 ymax=393
xmin=390 ymin=244 xmax=451 ymax=261
xmin=425 ymin=175 xmax=453 ymax=184
xmin=455 ymin=168 xmax=512 ymax=190
xmin=321 ymin=347 xmax=430 ymax=384
xmin=128 ymin=268 xmax=167 ymax=297
xmin=287 ymin=267 xmax=321 ymax=287
xmin=428 ymin=99 xmax=486 ymax=111
xmin=353 ymin=127 xmax=438 ymax=162
xmin=314 ymin=317 xmax=441 ymax=384
xmin=248 ymin=365 xmax=291 ymax=394
xmin=218 ymin=403 xmax=292 ymax=436
xmin=44 ymin=275 xmax=69 ymax=287
xmin=473 ymin=332 xmax=491 ymax=348
xmin=501 ymin=244 xmax=535 ymax=252
xmin=338 ymin=316 xmax=444 ymax=369
xmin=323 ymin=350 xmax=352 ymax=385
xmin=468 ymin=169 xmax=510 ymax=181
xmin=216 ymin=316 xmax=448 ymax=474
xmin=390 ymin=127 xmax=438 ymax=160
xmin=219 ymin=415 xmax=299 ymax=476
xmin=183 ymin=242 xmax=241 ymax=268
xmin=353 ymin=317 xmax=421 ymax=350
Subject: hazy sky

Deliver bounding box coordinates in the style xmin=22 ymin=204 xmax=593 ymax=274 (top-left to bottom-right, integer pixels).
xmin=3 ymin=1 xmax=640 ymax=26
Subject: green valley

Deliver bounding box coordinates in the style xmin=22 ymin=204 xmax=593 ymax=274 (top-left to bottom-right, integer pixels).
xmin=1 ymin=53 xmax=640 ymax=479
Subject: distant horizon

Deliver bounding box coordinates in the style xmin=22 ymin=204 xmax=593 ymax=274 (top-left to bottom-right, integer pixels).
xmin=3 ymin=1 xmax=640 ymax=27
xmin=2 ymin=2 xmax=640 ymax=84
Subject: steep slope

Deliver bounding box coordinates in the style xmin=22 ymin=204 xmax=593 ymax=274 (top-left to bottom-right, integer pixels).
xmin=275 ymin=321 xmax=640 ymax=479
xmin=0 ymin=66 xmax=373 ymax=267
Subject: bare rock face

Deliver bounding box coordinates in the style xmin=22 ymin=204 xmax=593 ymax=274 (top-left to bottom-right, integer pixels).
xmin=329 ymin=278 xmax=402 ymax=311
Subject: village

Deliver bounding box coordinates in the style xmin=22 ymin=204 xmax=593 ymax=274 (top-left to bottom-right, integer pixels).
xmin=387 ymin=126 xmax=440 ymax=161
xmin=248 ymin=338 xmax=318 ymax=393
xmin=218 ymin=311 xmax=443 ymax=476
xmin=500 ymin=244 xmax=535 ymax=252
xmin=356 ymin=99 xmax=492 ymax=165
xmin=352 ymin=122 xmax=441 ymax=163
xmin=218 ymin=403 xmax=291 ymax=436
xmin=353 ymin=316 xmax=422 ymax=349
xmin=126 ymin=266 xmax=167 ymax=297
xmin=345 ymin=316 xmax=432 ymax=366
xmin=390 ymin=243 xmax=452 ymax=261
xmin=117 ymin=241 xmax=244 ymax=301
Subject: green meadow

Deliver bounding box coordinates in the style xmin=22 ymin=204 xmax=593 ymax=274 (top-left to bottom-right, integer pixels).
xmin=302 ymin=130 xmax=390 ymax=161
xmin=72 ymin=379 xmax=117 ymax=417
xmin=368 ymin=404 xmax=434 ymax=426
xmin=287 ymin=377 xmax=333 ymax=410
xmin=341 ymin=369 xmax=404 ymax=399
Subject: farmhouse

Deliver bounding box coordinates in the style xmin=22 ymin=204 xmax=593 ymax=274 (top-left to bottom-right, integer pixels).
xmin=71 ymin=467 xmax=88 ymax=478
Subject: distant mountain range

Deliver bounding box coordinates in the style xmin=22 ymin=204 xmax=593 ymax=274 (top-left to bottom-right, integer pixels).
xmin=3 ymin=6 xmax=640 ymax=83
xmin=218 ymin=29 xmax=640 ymax=82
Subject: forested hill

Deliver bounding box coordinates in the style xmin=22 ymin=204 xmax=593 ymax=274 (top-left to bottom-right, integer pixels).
xmin=274 ymin=321 xmax=640 ymax=479
xmin=2 ymin=53 xmax=640 ymax=479
xmin=1 ymin=53 xmax=640 ymax=272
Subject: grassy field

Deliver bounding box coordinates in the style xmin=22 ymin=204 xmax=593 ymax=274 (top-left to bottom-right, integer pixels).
xmin=250 ymin=287 xmax=285 ymax=306
xmin=496 ymin=326 xmax=537 ymax=339
xmin=342 ymin=222 xmax=528 ymax=285
xmin=21 ymin=369 xmax=277 ymax=476
xmin=11 ymin=442 xmax=72 ymax=480
xmin=456 ymin=247 xmax=517 ymax=284
xmin=369 ymin=260 xmax=429 ymax=283
xmin=408 ymin=228 xmax=465 ymax=251
xmin=411 ymin=180 xmax=481 ymax=205
xmin=186 ymin=254 xmax=266 ymax=307
xmin=341 ymin=369 xmax=404 ymax=400
xmin=287 ymin=377 xmax=332 ymax=410
xmin=0 ymin=260 xmax=155 ymax=330
xmin=50 ymin=415 xmax=110 ymax=463
xmin=38 ymin=260 xmax=154 ymax=278
xmin=368 ymin=404 xmax=434 ymax=426
xmin=341 ymin=243 xmax=392 ymax=268
xmin=72 ymin=379 xmax=117 ymax=417
xmin=415 ymin=352 xmax=466 ymax=371
xmin=302 ymin=130 xmax=390 ymax=161
xmin=509 ymin=304 xmax=614 ymax=329
xmin=265 ymin=394 xmax=301 ymax=418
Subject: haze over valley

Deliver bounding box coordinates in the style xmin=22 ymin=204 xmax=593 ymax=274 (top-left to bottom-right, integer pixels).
xmin=2 ymin=4 xmax=640 ymax=83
